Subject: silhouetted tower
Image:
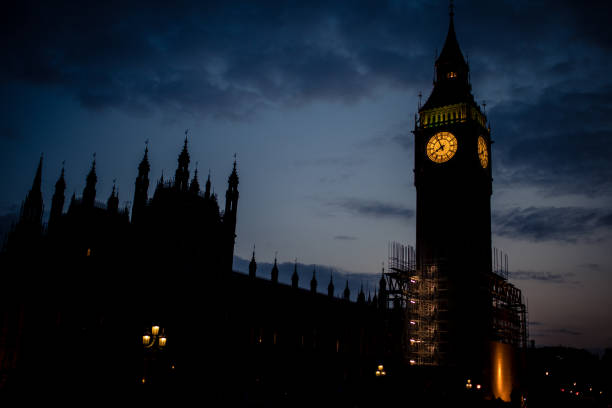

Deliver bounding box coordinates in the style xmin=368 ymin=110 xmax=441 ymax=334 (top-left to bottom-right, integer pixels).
xmin=132 ymin=145 xmax=150 ymax=224
xmin=49 ymin=164 xmax=66 ymax=230
xmin=249 ymin=247 xmax=257 ymax=279
xmin=271 ymin=256 xmax=279 ymax=284
xmin=310 ymin=267 xmax=317 ymax=294
xmin=327 ymin=273 xmax=334 ymax=297
xmin=189 ymin=166 xmax=200 ymax=194
xmin=224 ymin=158 xmax=239 ymax=271
xmin=20 ymin=155 xmax=44 ymax=224
xmin=343 ymin=280 xmax=350 ymax=301
xmin=357 ymin=283 xmax=366 ymax=304
xmin=413 ymin=2 xmax=492 ymax=373
xmin=107 ymin=182 xmax=119 ymax=213
xmin=175 ymin=136 xmax=190 ymax=192
xmin=82 ymin=156 xmax=97 ymax=208
xmin=378 ymin=269 xmax=387 ymax=310
xmin=291 ymin=261 xmax=299 ymax=289
xmin=204 ymin=171 xmax=212 ymax=200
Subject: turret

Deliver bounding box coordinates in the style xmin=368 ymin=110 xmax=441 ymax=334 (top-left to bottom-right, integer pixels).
xmin=248 ymin=247 xmax=257 ymax=279
xmin=189 ymin=166 xmax=200 ymax=194
xmin=17 ymin=155 xmax=44 ymax=232
xmin=327 ymin=272 xmax=334 ymax=297
xmin=291 ymin=260 xmax=299 ymax=289
xmin=343 ymin=280 xmax=350 ymax=301
xmin=82 ymin=155 xmax=97 ymax=208
xmin=223 ymin=158 xmax=239 ymax=272
xmin=107 ymin=182 xmax=119 ymax=213
xmin=132 ymin=145 xmax=150 ymax=224
xmin=357 ymin=283 xmax=366 ymax=304
xmin=174 ymin=135 xmax=190 ymax=192
xmin=271 ymin=255 xmax=279 ymax=284
xmin=204 ymin=170 xmax=211 ymax=200
xmin=49 ymin=164 xmax=66 ymax=230
xmin=310 ymin=267 xmax=317 ymax=294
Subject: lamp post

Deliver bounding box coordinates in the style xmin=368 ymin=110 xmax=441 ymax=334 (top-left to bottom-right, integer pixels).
xmin=141 ymin=324 xmax=168 ymax=385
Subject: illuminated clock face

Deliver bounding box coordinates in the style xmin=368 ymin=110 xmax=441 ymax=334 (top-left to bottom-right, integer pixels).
xmin=426 ymin=132 xmax=458 ymax=163
xmin=477 ymin=136 xmax=488 ymax=168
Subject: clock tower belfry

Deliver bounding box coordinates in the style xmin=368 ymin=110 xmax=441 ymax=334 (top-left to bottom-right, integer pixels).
xmin=413 ymin=4 xmax=493 ymax=372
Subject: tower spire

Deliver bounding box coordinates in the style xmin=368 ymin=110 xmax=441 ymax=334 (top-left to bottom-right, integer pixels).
xmin=107 ymin=179 xmax=119 ymax=213
xmin=18 ymin=155 xmax=44 ymax=228
xmin=82 ymin=154 xmax=97 ymax=208
xmin=249 ymin=245 xmax=257 ymax=279
xmin=174 ymin=135 xmax=190 ymax=192
xmin=49 ymin=162 xmax=66 ymax=230
xmin=310 ymin=266 xmax=317 ymax=294
xmin=291 ymin=259 xmax=299 ymax=289
xmin=271 ymin=253 xmax=279 ymax=284
xmin=132 ymin=144 xmax=150 ymax=224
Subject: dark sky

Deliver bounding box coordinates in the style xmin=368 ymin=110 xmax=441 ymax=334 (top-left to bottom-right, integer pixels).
xmin=1 ymin=0 xmax=611 ymax=351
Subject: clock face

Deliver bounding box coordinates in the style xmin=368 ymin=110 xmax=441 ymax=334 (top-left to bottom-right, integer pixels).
xmin=426 ymin=132 xmax=458 ymax=163
xmin=477 ymin=136 xmax=488 ymax=168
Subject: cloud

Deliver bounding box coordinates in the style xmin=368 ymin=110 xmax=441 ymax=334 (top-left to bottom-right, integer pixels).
xmin=509 ymin=270 xmax=578 ymax=284
xmin=331 ymin=198 xmax=414 ymax=220
xmin=334 ymin=235 xmax=358 ymax=241
xmin=493 ymin=206 xmax=612 ymax=243
xmin=491 ymin=85 xmax=612 ymax=196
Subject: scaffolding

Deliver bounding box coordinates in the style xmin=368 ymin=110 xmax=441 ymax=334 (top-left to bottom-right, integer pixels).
xmin=490 ymin=257 xmax=528 ymax=349
xmin=386 ymin=242 xmax=440 ymax=366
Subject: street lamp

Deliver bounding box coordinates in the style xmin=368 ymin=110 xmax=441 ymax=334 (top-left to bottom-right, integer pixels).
xmin=375 ymin=364 xmax=387 ymax=377
xmin=141 ymin=324 xmax=168 ymax=385
xmin=143 ymin=325 xmax=167 ymax=349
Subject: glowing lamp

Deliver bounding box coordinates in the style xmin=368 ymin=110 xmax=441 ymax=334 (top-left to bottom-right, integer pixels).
xmin=409 ymin=360 xmax=416 ymax=365
xmin=142 ymin=335 xmax=151 ymax=345
xmin=152 ymin=326 xmax=160 ymax=336
xmin=378 ymin=365 xmax=384 ymax=371
xmin=381 ymin=371 xmax=386 ymax=376
xmin=375 ymin=371 xmax=381 ymax=377
xmin=476 ymin=384 xmax=481 ymax=390
xmin=159 ymin=336 xmax=167 ymax=347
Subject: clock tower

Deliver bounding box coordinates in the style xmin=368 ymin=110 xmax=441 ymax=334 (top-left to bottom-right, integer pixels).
xmin=413 ymin=4 xmax=492 ymax=374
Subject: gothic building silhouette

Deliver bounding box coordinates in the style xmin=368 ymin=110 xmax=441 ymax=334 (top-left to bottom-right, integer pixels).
xmin=0 ymin=5 xmax=527 ymax=406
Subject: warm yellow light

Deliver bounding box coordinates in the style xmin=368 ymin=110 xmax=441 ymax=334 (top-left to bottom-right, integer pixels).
xmin=159 ymin=337 xmax=167 ymax=347
xmin=476 ymin=384 xmax=481 ymax=390
xmin=142 ymin=335 xmax=150 ymax=345
xmin=409 ymin=360 xmax=416 ymax=365
xmin=381 ymin=371 xmax=386 ymax=376
xmin=545 ymin=371 xmax=549 ymax=376
xmin=426 ymin=132 xmax=458 ymax=163
xmin=491 ymin=341 xmax=513 ymax=402
xmin=152 ymin=326 xmax=160 ymax=336
xmin=141 ymin=378 xmax=146 ymax=384
xmin=377 ymin=365 xmax=384 ymax=371
xmin=375 ymin=371 xmax=381 ymax=377
xmin=86 ymin=248 xmax=91 ymax=256
xmin=477 ymin=136 xmax=488 ymax=168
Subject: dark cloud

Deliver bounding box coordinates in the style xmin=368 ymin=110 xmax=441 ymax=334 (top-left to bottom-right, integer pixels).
xmin=334 ymin=235 xmax=358 ymax=241
xmin=509 ymin=270 xmax=578 ymax=284
xmin=331 ymin=198 xmax=414 ymax=221
xmin=493 ymin=206 xmax=612 ymax=243
xmin=6 ymin=0 xmax=611 ymax=124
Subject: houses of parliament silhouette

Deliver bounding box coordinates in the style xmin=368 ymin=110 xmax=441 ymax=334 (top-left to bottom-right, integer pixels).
xmin=1 ymin=4 xmax=527 ymax=406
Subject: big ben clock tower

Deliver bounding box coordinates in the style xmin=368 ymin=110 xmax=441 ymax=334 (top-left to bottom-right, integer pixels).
xmin=413 ymin=3 xmax=493 ymax=374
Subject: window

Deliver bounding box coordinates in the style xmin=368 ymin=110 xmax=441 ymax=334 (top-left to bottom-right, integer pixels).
xmin=447 ymin=71 xmax=457 ymax=78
